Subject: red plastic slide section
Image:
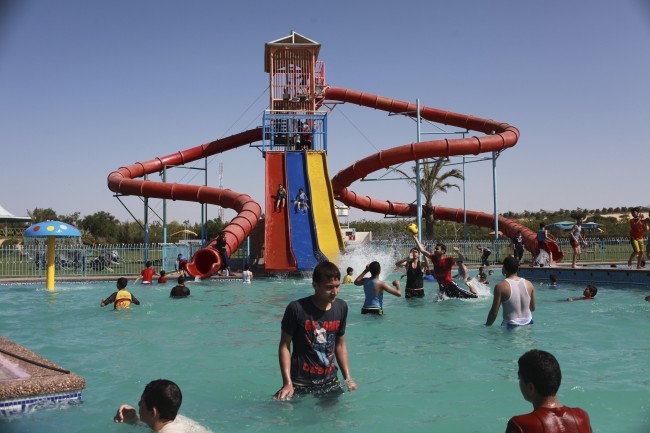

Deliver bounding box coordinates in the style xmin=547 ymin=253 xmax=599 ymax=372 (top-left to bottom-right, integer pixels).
xmin=107 ymin=128 xmax=264 ymax=278
xmin=322 ymin=87 xmax=561 ymax=260
xmin=264 ymin=152 xmax=297 ymax=271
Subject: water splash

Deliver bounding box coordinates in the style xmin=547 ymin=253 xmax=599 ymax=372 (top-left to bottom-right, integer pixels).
xmin=336 ymin=242 xmax=402 ymax=280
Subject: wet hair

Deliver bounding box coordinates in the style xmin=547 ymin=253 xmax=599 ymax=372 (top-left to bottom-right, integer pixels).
xmin=435 ymin=242 xmax=447 ymax=252
xmin=586 ymin=285 xmax=598 ymax=296
xmin=244 ymin=264 xmax=250 ymax=271
xmin=549 ymin=274 xmax=557 ymax=283
xmin=141 ymin=379 xmax=182 ymax=421
xmin=346 ymin=267 xmax=353 ymax=274
xmin=177 ymin=275 xmax=186 ymax=284
xmin=518 ymin=350 xmax=562 ymax=397
xmin=117 ymin=277 xmax=128 ymax=289
xmin=313 ymin=261 xmax=341 ymax=284
xmin=368 ymin=261 xmax=381 ymax=276
xmin=160 ymin=270 xmax=166 ymax=277
xmin=145 ymin=260 xmax=152 ymax=267
xmin=502 ymin=256 xmax=520 ymax=275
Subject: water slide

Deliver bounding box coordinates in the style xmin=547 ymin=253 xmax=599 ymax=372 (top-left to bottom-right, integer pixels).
xmin=264 ymin=152 xmax=296 ymax=271
xmin=108 ymin=86 xmax=558 ymax=278
xmin=306 ymin=151 xmax=345 ymax=261
xmin=285 ymin=152 xmax=323 ymax=270
xmin=107 ymin=128 xmax=264 ymax=278
xmin=320 ymin=87 xmax=562 ymax=261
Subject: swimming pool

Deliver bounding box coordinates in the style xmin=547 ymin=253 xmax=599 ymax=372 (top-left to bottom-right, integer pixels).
xmin=1 ymin=264 xmax=648 ymax=432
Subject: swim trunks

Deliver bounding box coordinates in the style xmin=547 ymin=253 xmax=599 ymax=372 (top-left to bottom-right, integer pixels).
xmin=293 ymin=378 xmax=344 ymax=398
xmin=405 ymin=288 xmax=425 ymax=299
xmin=439 ymin=281 xmax=477 ymax=299
xmin=630 ymin=238 xmax=645 ymax=253
xmin=361 ymin=307 xmax=383 ymax=315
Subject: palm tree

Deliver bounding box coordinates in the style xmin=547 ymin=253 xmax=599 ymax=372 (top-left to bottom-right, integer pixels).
xmin=396 ymin=159 xmax=464 ymax=238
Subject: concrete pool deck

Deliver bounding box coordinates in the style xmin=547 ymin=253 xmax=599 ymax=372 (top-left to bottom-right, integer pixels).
xmin=0 ymin=336 xmax=86 ymax=415
xmin=518 ymin=263 xmax=650 ymax=287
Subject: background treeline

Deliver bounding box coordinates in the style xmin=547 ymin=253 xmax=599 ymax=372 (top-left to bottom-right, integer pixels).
xmin=3 ymin=206 xmax=647 ymax=245
xmin=3 ymin=207 xmax=226 ymax=245
xmin=350 ymin=206 xmax=649 ymax=240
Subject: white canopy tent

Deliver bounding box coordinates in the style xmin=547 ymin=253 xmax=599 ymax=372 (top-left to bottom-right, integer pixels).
xmin=0 ymin=204 xmax=31 ymax=223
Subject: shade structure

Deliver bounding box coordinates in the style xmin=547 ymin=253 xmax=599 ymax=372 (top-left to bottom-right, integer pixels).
xmin=0 ymin=204 xmax=31 ymax=223
xmin=23 ymin=221 xmax=81 ymax=238
xmin=546 ymin=221 xmax=603 ymax=231
xmin=23 ymin=221 xmax=81 ymax=290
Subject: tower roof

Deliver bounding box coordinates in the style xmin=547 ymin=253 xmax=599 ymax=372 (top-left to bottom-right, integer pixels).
xmin=264 ymin=31 xmax=321 ymax=73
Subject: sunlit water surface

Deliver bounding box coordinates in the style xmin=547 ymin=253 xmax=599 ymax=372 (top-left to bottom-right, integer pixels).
xmin=1 ymin=249 xmax=649 ymax=432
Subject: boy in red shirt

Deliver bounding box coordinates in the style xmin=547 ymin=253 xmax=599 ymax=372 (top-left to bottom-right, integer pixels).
xmin=412 ymin=234 xmax=477 ymax=299
xmin=134 ymin=261 xmax=158 ymax=285
xmin=628 ymin=207 xmax=648 ymax=269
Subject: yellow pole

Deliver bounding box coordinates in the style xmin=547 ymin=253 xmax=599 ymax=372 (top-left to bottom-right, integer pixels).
xmin=46 ymin=236 xmax=56 ymax=290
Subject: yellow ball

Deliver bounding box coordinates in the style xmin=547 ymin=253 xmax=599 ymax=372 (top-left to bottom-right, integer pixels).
xmin=407 ymin=223 xmax=418 ymax=235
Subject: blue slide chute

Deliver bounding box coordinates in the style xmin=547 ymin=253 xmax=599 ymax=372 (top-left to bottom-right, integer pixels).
xmin=285 ymin=152 xmax=322 ymax=270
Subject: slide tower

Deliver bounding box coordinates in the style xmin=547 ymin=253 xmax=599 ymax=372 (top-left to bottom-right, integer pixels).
xmin=107 ymin=31 xmax=559 ymax=278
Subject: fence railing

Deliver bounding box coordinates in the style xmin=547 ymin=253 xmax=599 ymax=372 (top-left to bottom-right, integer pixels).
xmin=0 ymin=242 xmax=253 ymax=279
xmin=361 ymin=236 xmax=641 ymax=267
xmin=0 ymin=237 xmax=642 ymax=278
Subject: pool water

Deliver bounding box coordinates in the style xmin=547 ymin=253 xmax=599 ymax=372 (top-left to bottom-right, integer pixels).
xmin=1 ymin=265 xmax=649 ymax=432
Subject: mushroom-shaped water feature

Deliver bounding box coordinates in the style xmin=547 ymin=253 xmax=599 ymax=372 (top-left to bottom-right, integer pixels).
xmin=23 ymin=221 xmax=81 ymax=290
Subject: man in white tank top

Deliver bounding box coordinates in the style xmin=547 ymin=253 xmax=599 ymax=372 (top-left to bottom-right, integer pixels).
xmin=485 ymin=256 xmax=535 ymax=327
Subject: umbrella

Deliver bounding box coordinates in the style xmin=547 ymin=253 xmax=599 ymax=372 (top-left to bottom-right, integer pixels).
xmin=23 ymin=221 xmax=81 ymax=290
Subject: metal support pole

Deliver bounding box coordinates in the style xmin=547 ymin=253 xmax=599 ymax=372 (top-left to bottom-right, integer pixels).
xmin=462 ymin=156 xmax=467 ymax=242
xmin=415 ymin=99 xmax=422 ymax=244
xmin=162 ymin=165 xmax=167 ymax=271
xmin=144 ymin=174 xmax=149 ymax=262
xmin=492 ymin=151 xmax=499 ymax=264
xmin=201 ymin=157 xmax=208 ymax=246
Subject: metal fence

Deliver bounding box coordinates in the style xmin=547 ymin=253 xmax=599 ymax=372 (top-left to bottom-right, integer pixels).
xmin=0 ymin=237 xmax=643 ymax=278
xmin=0 ymin=242 xmax=252 ymax=278
xmin=363 ymin=236 xmax=642 ymax=267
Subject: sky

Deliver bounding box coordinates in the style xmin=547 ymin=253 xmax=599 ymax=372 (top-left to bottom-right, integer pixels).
xmin=1 ymin=0 xmax=649 ymax=226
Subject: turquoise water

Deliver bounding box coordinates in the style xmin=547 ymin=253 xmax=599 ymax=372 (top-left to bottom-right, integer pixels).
xmin=1 ymin=271 xmax=649 ymax=432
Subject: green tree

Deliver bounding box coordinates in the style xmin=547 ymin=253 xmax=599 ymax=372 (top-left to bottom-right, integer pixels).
xmin=396 ymin=159 xmax=464 ymax=239
xmin=80 ymin=211 xmax=119 ymax=243
xmin=28 ymin=207 xmax=57 ymax=222
xmin=58 ymin=212 xmax=81 ymax=226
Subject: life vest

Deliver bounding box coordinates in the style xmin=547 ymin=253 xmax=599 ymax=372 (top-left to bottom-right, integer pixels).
xmin=114 ymin=289 xmax=133 ymax=310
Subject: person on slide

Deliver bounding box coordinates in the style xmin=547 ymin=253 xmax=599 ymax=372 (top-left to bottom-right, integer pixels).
xmin=411 ymin=234 xmax=477 ymax=299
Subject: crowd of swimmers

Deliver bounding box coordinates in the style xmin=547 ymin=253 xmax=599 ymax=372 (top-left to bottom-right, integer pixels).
xmin=99 ymin=212 xmax=650 ymax=431
xmin=534 ymin=208 xmax=649 ymax=270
